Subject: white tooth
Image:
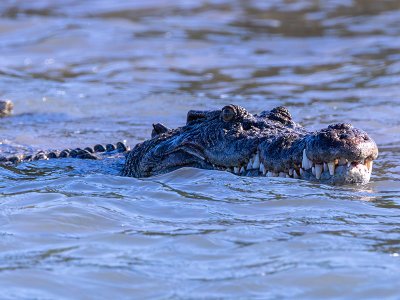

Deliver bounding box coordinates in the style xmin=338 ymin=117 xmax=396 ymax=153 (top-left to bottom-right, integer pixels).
xmin=315 ymin=164 xmax=323 ymax=179
xmin=240 ymin=166 xmax=245 ymax=173
xmin=327 ymin=162 xmax=335 ymax=176
xmin=293 ymin=171 xmax=299 ymax=179
xmin=323 ymin=163 xmax=328 ymax=172
xmin=308 ymin=158 xmax=313 ymax=169
xmin=259 ymin=162 xmax=265 ymax=173
xmin=234 ymin=167 xmax=239 ymax=174
xmin=267 ymin=171 xmax=273 ymax=177
xmin=366 ymin=160 xmax=373 ymax=173
xmin=300 ymin=168 xmax=304 ymax=176
xmin=289 ymin=168 xmax=293 ymax=176
xmin=312 ymin=167 xmax=316 ymax=176
xmin=286 ymin=175 xmax=290 ymax=178
xmin=252 ymin=152 xmax=260 ymax=169
xmin=272 ymin=172 xmax=278 ymax=177
xmin=339 ymin=158 xmax=347 ymax=165
xmin=279 ymin=172 xmax=286 ymax=178
xmin=247 ymin=160 xmax=253 ymax=170
xmin=347 ymin=161 xmax=351 ymax=168
xmin=361 ymin=159 xmax=365 ymax=165
xmin=302 ymin=149 xmax=310 ymax=169
xmin=263 ymin=168 xmax=267 ymax=175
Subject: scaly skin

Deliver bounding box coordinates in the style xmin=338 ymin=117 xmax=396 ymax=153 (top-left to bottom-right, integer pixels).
xmin=1 ymin=103 xmax=378 ymax=185
xmin=122 ymin=105 xmax=378 ymax=185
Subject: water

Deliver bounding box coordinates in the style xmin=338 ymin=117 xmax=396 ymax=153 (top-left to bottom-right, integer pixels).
xmin=0 ymin=0 xmax=399 ymax=298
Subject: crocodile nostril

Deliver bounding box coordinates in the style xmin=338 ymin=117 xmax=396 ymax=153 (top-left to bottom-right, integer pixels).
xmin=242 ymin=122 xmax=253 ymax=131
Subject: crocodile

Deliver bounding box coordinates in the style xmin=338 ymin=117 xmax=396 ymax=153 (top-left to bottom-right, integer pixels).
xmin=0 ymin=102 xmax=378 ymax=185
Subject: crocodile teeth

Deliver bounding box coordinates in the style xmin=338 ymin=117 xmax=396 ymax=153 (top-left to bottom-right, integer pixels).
xmin=252 ymin=152 xmax=260 ymax=169
xmin=240 ymin=166 xmax=245 ymax=174
xmin=259 ymin=162 xmax=265 ymax=173
xmin=315 ymin=164 xmax=323 ymax=179
xmin=312 ymin=167 xmax=316 ymax=176
xmin=293 ymin=171 xmax=299 ymax=179
xmin=347 ymin=161 xmax=351 ymax=168
xmin=323 ymin=163 xmax=328 ymax=172
xmin=234 ymin=167 xmax=239 ymax=174
xmin=267 ymin=171 xmax=273 ymax=177
xmin=279 ymin=172 xmax=286 ymax=178
xmin=300 ymin=168 xmax=304 ymax=176
xmin=366 ymin=160 xmax=373 ymax=173
xmin=247 ymin=160 xmax=253 ymax=170
xmin=302 ymin=149 xmax=311 ymax=170
xmin=289 ymin=168 xmax=293 ymax=176
xmin=328 ymin=162 xmax=335 ymax=176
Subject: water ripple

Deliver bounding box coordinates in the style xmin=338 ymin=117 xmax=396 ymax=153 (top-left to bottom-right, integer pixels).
xmin=0 ymin=0 xmax=400 ymax=298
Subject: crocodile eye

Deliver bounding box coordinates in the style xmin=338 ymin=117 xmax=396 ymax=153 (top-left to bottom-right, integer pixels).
xmin=221 ymin=106 xmax=236 ymax=122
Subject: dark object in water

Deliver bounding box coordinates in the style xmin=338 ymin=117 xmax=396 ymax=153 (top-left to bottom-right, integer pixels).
xmin=0 ymin=100 xmax=13 ymax=117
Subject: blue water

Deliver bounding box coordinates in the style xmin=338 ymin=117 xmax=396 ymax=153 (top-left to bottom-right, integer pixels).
xmin=0 ymin=1 xmax=399 ymax=299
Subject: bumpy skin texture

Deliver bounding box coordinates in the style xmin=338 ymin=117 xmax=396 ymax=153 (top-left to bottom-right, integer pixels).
xmin=122 ymin=105 xmax=378 ymax=185
xmin=0 ymin=103 xmax=378 ymax=185
xmin=305 ymin=123 xmax=377 ymax=162
xmin=0 ymin=100 xmax=13 ymax=117
xmin=0 ymin=142 xmax=129 ymax=165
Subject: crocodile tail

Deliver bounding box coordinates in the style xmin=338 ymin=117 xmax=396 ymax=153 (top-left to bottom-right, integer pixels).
xmin=0 ymin=141 xmax=130 ymax=165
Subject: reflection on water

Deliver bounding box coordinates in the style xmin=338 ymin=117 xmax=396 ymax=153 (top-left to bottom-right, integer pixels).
xmin=0 ymin=0 xmax=399 ymax=298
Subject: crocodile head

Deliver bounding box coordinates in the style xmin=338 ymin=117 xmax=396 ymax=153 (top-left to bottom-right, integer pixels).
xmin=122 ymin=105 xmax=378 ymax=185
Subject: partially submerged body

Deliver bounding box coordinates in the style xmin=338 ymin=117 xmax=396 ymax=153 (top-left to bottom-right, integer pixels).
xmin=1 ymin=101 xmax=378 ymax=185
xmin=123 ymin=105 xmax=378 ymax=185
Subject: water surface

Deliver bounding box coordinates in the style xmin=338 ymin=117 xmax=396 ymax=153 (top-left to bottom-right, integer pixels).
xmin=0 ymin=0 xmax=399 ymax=299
